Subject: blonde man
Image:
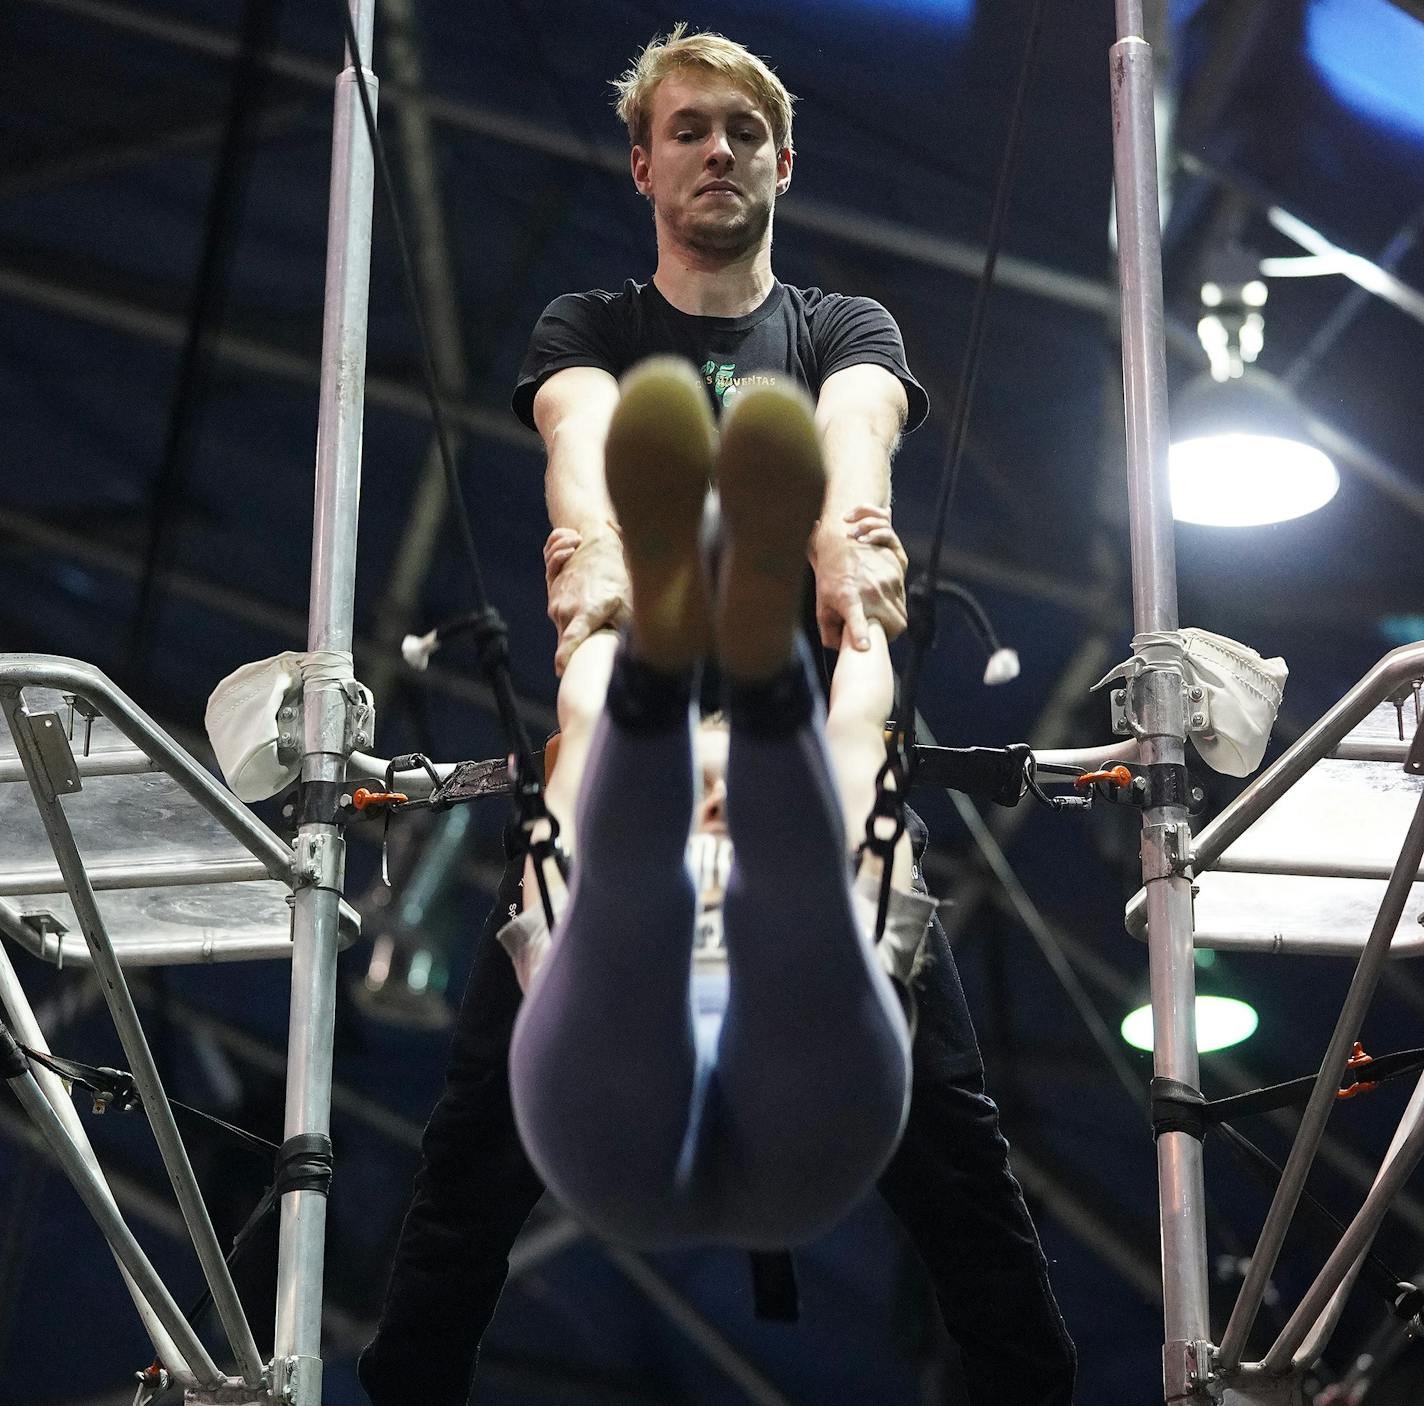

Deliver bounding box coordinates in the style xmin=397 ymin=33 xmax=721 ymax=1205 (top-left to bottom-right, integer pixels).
xmin=361 ymin=27 xmax=1075 ymax=1406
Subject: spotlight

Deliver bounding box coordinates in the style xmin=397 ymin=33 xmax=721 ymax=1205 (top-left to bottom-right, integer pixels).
xmin=1121 ymin=952 xmax=1259 ymax=1054
xmin=1169 ymin=369 xmax=1339 ymax=527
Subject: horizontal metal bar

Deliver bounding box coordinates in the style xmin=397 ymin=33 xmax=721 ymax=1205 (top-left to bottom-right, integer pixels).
xmin=1332 ymin=740 xmax=1413 ymax=763
xmin=0 ymin=746 xmax=156 ymax=783
xmin=5 ymin=926 xmax=299 ymax=968
xmin=0 ymin=855 xmax=271 ymax=897
xmin=1211 ymin=854 xmax=1424 ymax=882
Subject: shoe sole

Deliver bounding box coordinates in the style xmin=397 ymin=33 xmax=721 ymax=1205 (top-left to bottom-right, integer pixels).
xmin=715 ymin=382 xmax=826 ymax=680
xmin=604 ymin=357 xmax=717 ymax=671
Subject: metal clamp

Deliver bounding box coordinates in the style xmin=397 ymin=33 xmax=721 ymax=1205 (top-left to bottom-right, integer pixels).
xmin=1141 ymin=820 xmax=1193 ymax=882
xmin=1111 ymin=667 xmax=1190 ymax=743
xmin=292 ymin=831 xmax=345 ymax=893
xmin=278 ymin=1355 xmax=322 ymax=1406
xmin=1163 ymin=1337 xmax=1216 ymax=1400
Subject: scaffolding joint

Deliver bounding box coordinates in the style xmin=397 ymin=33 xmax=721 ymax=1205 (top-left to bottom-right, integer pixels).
xmin=1163 ymin=1337 xmax=1217 ymax=1401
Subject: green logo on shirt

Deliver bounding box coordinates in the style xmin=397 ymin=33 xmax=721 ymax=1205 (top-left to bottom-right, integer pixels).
xmin=701 ymin=359 xmax=779 ymax=408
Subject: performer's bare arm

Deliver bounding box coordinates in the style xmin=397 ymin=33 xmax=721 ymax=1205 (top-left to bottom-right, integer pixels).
xmin=812 ymin=364 xmax=910 ymax=652
xmin=533 ymin=366 xmax=629 ymax=676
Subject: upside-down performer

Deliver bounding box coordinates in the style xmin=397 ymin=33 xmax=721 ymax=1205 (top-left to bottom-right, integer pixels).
xmin=361 ymin=26 xmax=1076 ymax=1405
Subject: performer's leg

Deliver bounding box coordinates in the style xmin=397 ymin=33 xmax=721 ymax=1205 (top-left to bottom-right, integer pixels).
xmin=708 ymin=384 xmax=910 ymax=1247
xmin=508 ymin=359 xmax=718 ymax=1247
xmin=878 ymin=868 xmax=1077 ymax=1406
xmin=712 ymin=642 xmax=911 ymax=1246
xmin=358 ymin=855 xmax=544 ymax=1406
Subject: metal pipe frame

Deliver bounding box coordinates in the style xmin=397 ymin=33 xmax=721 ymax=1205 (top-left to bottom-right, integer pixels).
xmin=1111 ymin=7 xmax=1212 ymax=1402
xmin=0 ymin=941 xmax=195 ymax=1385
xmin=1292 ymin=1070 xmax=1424 ymax=1368
xmin=2 ymin=1058 xmax=227 ymax=1387
xmin=0 ymin=855 xmax=270 ymax=896
xmin=1217 ymin=786 xmax=1424 ymax=1372
xmin=0 ymin=747 xmax=154 ymax=784
xmin=1263 ymin=1085 xmax=1424 ymax=1372
xmin=0 ymin=691 xmax=265 ymax=1384
xmin=1191 ymin=644 xmax=1424 ymax=874
xmin=272 ymin=5 xmax=375 ymax=1399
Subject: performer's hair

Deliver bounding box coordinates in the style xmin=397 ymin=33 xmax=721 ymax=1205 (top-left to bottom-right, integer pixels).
xmin=612 ymin=23 xmax=797 ymax=155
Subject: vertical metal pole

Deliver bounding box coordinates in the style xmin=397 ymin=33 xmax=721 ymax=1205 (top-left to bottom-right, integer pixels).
xmin=1111 ymin=3 xmax=1211 ymax=1401
xmin=273 ymin=3 xmax=376 ymax=1400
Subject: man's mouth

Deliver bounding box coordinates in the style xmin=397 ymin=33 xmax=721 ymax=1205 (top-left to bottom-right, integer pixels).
xmin=697 ymin=182 xmax=740 ymax=197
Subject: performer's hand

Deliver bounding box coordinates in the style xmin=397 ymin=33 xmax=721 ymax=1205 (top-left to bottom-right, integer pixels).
xmin=545 ymin=528 xmax=631 ymax=675
xmin=811 ymin=505 xmax=909 ymax=650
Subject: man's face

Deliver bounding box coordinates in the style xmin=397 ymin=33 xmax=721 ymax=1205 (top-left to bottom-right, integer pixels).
xmin=631 ymin=70 xmax=793 ymax=259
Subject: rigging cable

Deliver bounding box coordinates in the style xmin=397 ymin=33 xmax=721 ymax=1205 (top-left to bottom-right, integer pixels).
xmin=862 ymin=0 xmax=1052 ymax=942
xmin=335 ymin=3 xmax=566 ymax=929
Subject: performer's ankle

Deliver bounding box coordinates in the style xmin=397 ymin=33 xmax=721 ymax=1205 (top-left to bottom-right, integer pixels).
xmin=724 ymin=638 xmax=815 ymax=739
xmin=605 ymin=641 xmax=696 ymax=734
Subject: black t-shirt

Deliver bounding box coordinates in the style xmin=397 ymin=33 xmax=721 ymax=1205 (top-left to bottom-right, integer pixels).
xmin=512 ymin=279 xmax=929 ymax=430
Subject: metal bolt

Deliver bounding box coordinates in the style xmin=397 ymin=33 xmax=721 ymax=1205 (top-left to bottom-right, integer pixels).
xmin=1132 ymin=776 xmax=1148 ymax=794
xmin=1189 ymin=686 xmax=1204 ymax=702
xmin=1190 ymin=712 xmax=1206 ymax=729
xmin=339 ymin=793 xmax=352 ymax=808
xmin=1112 ymin=689 xmax=1125 ymax=705
xmin=1191 ymin=787 xmax=1205 ymax=805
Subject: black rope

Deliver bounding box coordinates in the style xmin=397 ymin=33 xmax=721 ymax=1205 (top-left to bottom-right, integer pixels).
xmin=863 ymin=0 xmax=1052 ymax=940
xmin=333 ymin=4 xmax=564 ymax=929
xmin=18 ymin=1045 xmax=278 ymax=1159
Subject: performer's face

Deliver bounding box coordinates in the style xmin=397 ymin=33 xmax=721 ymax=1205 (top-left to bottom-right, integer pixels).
xmin=695 ymin=723 xmax=728 ymax=836
xmin=632 ymin=70 xmax=792 ymax=260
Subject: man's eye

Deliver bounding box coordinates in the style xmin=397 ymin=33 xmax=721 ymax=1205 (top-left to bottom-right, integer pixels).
xmin=737 ymin=132 xmax=759 ymax=142
xmin=675 ymin=131 xmax=697 ymax=142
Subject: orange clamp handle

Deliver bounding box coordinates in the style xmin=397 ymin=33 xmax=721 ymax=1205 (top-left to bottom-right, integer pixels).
xmin=1075 ymin=765 xmax=1134 ymax=792
xmin=1337 ymin=1041 xmax=1378 ymax=1100
xmin=352 ymin=788 xmax=409 ymax=812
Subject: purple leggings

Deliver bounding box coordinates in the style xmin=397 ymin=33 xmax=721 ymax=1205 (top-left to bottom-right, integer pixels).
xmin=507 ymin=662 xmax=911 ymax=1251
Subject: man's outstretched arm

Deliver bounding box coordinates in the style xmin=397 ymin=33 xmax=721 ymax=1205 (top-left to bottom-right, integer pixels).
xmin=533 ymin=366 xmax=627 ymax=674
xmin=812 ymin=363 xmax=910 ymax=651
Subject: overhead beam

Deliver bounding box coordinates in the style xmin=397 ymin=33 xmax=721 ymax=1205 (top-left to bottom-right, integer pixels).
xmin=0 ymin=503 xmax=557 ymax=735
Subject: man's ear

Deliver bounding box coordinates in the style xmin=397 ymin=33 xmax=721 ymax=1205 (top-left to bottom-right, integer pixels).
xmin=631 ymin=144 xmax=652 ymax=198
xmin=776 ymin=145 xmax=794 ymax=197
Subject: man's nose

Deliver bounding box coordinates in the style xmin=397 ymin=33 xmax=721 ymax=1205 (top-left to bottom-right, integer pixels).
xmin=704 ymin=779 xmax=726 ymax=820
xmin=705 ymin=131 xmax=734 ymax=167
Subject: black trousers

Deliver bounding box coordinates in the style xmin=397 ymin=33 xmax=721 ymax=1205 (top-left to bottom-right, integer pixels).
xmin=358 ymin=816 xmax=1077 ymax=1406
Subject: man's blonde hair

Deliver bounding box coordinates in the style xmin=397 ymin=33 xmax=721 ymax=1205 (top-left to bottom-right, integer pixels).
xmin=612 ymin=23 xmax=797 ymax=154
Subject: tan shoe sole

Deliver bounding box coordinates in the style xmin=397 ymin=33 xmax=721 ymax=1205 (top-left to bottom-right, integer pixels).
xmin=604 ymin=357 xmax=717 ymax=671
xmin=715 ymin=382 xmax=827 ymax=681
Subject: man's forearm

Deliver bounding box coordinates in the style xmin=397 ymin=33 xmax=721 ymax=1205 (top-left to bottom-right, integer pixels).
xmin=544 ymin=422 xmax=618 ymax=538
xmin=819 ymin=414 xmax=897 ymax=523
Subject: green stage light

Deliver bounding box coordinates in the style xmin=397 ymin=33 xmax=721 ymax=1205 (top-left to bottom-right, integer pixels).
xmin=1121 ymin=995 xmax=1259 ymax=1054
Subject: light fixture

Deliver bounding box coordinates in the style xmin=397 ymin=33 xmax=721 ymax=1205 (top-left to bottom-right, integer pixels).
xmin=1121 ymin=995 xmax=1259 ymax=1054
xmin=1121 ymin=951 xmax=1259 ymax=1054
xmin=1169 ymin=368 xmax=1339 ymax=527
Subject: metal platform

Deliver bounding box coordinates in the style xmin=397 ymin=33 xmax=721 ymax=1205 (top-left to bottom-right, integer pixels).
xmin=1126 ymin=643 xmax=1424 ymax=957
xmin=0 ymin=656 xmax=357 ymax=967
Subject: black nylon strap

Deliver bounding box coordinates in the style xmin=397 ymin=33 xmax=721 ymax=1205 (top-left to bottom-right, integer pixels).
xmin=1150 ymin=1076 xmax=1208 ymax=1141
xmin=748 ymin=1250 xmax=799 ymax=1322
xmin=1198 ymin=1047 xmax=1424 ymax=1127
